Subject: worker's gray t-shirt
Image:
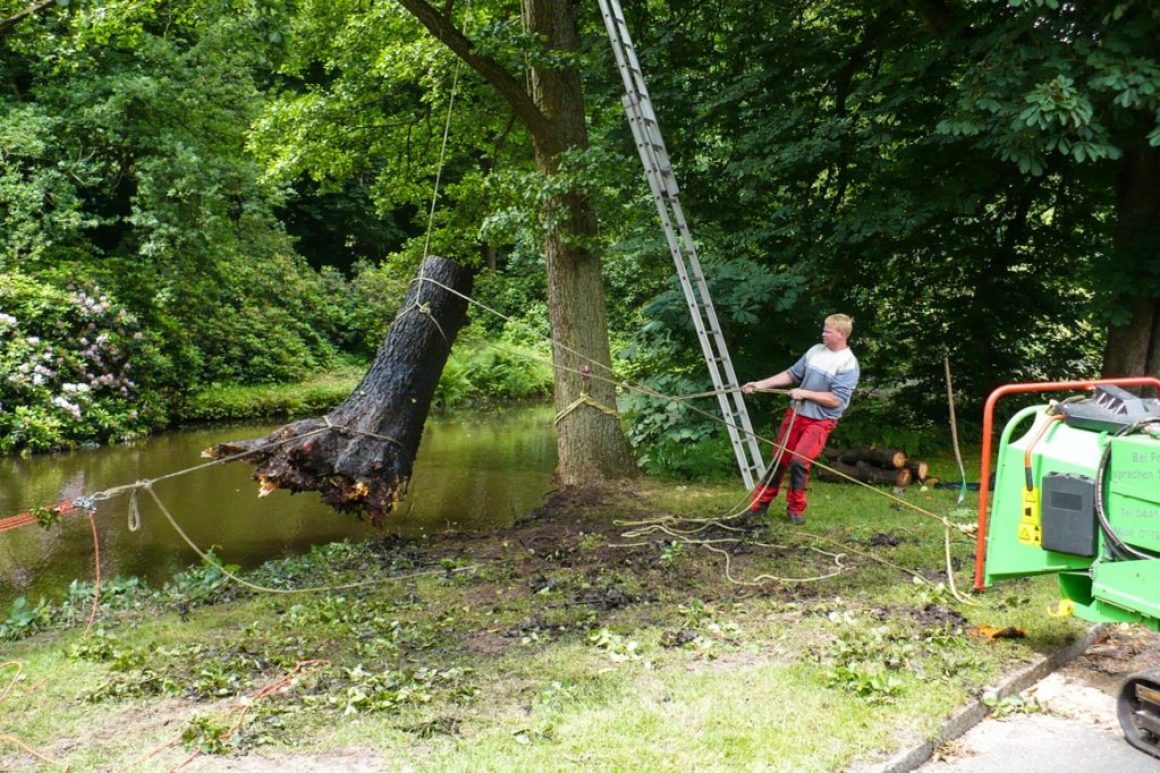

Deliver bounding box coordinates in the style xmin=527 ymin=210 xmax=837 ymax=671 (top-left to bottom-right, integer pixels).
xmin=787 ymin=344 xmax=859 ymax=420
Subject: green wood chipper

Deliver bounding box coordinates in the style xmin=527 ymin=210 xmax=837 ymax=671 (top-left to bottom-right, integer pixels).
xmin=976 ymin=377 xmax=1160 ymax=760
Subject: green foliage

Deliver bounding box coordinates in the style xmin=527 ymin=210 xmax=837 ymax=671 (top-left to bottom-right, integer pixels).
xmin=309 ymin=665 xmax=477 ymax=715
xmin=0 ymin=596 xmax=51 ymax=641
xmin=163 ymin=548 xmax=242 ymax=607
xmin=658 ymin=540 xmax=686 ymax=568
xmin=587 ymin=627 xmax=643 ymax=663
xmin=434 ymin=336 xmax=553 ymax=409
xmin=828 ymin=399 xmax=948 ymax=460
xmin=983 ymin=691 xmax=1045 ymax=718
xmin=621 ymin=373 xmax=737 ymax=481
xmin=819 ymin=616 xmax=915 ymax=704
xmin=343 ymin=260 xmax=412 ymax=355
xmin=182 ymin=715 xmax=235 ymax=756
xmin=0 ymin=1 xmax=371 ymax=452
xmin=817 ymin=602 xmax=985 ymax=705
xmin=68 ymin=627 xmax=148 ymax=671
xmin=605 ymin=0 xmax=1143 ymax=424
xmin=180 ymin=363 xmax=364 ymax=422
xmin=2 ymin=0 xmax=1157 ymax=463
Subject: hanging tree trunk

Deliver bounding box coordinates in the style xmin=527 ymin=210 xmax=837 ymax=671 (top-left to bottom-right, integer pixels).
xmin=207 ymin=257 xmax=472 ymax=525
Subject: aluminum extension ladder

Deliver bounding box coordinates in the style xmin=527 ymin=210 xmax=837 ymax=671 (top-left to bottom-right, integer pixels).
xmin=596 ymin=0 xmax=766 ymax=489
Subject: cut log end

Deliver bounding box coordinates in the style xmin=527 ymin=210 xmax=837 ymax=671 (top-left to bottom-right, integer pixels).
xmin=904 ymin=459 xmax=930 ymax=481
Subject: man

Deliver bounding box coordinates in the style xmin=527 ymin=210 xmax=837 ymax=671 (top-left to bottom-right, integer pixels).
xmin=741 ymin=313 xmax=859 ymax=525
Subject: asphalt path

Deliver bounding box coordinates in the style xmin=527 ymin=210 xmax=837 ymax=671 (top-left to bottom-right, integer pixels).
xmin=919 ymin=626 xmax=1160 ymax=773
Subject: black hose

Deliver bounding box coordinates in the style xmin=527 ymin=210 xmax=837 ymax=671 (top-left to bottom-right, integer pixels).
xmin=1094 ymin=419 xmax=1160 ymax=561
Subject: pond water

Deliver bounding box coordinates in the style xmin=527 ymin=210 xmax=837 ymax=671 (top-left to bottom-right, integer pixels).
xmin=0 ymin=405 xmax=557 ymax=606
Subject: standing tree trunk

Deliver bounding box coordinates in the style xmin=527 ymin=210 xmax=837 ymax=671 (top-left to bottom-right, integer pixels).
xmin=1102 ymin=146 xmax=1160 ymax=378
xmin=523 ymin=0 xmax=636 ymax=483
xmin=397 ymin=0 xmax=637 ymax=484
xmin=209 ymin=257 xmax=472 ymax=525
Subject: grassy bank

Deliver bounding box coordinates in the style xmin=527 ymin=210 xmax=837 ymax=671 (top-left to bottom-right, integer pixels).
xmin=0 ymin=477 xmax=1086 ymax=771
xmin=177 ymin=339 xmax=554 ymax=425
xmin=178 ymin=364 xmax=367 ymax=423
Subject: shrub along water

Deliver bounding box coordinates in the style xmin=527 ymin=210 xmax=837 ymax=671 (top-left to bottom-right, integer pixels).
xmin=0 ymin=272 xmax=168 ymax=453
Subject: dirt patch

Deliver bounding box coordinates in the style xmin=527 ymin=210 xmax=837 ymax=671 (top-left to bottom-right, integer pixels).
xmin=1059 ymin=624 xmax=1160 ymax=695
xmin=868 ymin=531 xmax=904 ymax=548
xmin=660 ymin=628 xmax=697 ymax=648
xmin=1 ymin=698 xmax=207 ymax=771
xmin=463 ymin=629 xmax=514 ymax=657
xmin=910 ymin=603 xmax=970 ymax=630
xmin=522 ymin=484 xmax=613 ymax=524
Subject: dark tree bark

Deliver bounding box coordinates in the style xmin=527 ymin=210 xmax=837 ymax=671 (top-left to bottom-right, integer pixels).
xmin=1102 ymin=146 xmax=1160 ymax=378
xmin=397 ymin=0 xmax=636 ymax=484
xmin=208 ymin=257 xmax=471 ymax=525
xmin=522 ymin=0 xmax=636 ymax=484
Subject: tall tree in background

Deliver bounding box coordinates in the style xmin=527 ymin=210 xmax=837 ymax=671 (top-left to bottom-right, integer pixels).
xmin=926 ymin=0 xmax=1160 ymax=377
xmin=0 ymin=0 xmax=345 ymax=390
xmin=394 ymin=0 xmax=637 ymax=483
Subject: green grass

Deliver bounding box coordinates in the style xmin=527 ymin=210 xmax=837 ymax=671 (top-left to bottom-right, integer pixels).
xmin=0 ymin=478 xmax=1089 ymax=770
xmin=179 ymin=364 xmax=366 ymax=423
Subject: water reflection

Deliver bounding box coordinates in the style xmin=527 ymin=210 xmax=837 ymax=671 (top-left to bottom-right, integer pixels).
xmin=0 ymin=405 xmax=556 ymax=605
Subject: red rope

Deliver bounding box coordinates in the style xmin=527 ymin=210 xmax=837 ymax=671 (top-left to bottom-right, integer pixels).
xmin=0 ymin=500 xmax=83 ymax=533
xmin=0 ymin=498 xmax=104 ymax=633
xmin=85 ymin=511 xmax=101 ymax=635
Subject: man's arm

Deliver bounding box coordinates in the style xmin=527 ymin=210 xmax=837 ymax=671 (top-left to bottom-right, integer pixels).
xmin=787 ymin=387 xmax=841 ymax=408
xmin=741 ymin=370 xmax=796 ymax=394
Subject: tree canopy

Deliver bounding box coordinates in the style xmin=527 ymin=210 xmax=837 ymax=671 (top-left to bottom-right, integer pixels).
xmin=2 ymin=0 xmax=1157 ymax=471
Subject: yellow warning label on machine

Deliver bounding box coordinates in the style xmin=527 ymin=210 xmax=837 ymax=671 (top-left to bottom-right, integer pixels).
xmin=1018 ymin=487 xmax=1042 ymax=546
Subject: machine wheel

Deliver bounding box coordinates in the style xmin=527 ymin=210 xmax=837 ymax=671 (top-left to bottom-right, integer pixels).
xmin=1118 ymin=668 xmax=1160 ymax=759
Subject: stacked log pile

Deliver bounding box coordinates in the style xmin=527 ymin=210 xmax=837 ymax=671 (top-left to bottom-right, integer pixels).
xmin=815 ymin=446 xmax=938 ymax=489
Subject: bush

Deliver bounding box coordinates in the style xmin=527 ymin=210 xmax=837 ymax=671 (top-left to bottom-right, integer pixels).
xmin=622 ymin=373 xmax=739 ymax=481
xmin=434 ymin=336 xmax=554 ymax=409
xmin=0 ymin=271 xmax=169 ymax=453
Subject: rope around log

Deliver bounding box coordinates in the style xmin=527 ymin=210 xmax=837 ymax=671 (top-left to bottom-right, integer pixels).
xmin=553 ymin=385 xmax=620 ymax=426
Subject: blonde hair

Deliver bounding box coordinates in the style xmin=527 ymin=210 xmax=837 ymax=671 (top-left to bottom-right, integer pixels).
xmin=825 ymin=313 xmax=853 ymax=337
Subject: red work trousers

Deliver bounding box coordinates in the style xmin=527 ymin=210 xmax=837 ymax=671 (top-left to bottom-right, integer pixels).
xmin=752 ymin=408 xmax=837 ymax=515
